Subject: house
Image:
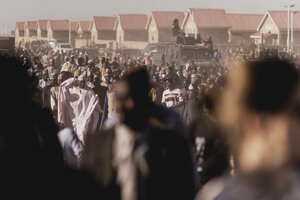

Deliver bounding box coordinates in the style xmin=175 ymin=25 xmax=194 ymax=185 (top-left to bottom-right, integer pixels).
xmin=227 ymin=14 xmax=263 ymax=44
xmin=15 ymin=22 xmax=25 ymax=47
xmin=24 ymin=21 xmax=37 ymax=44
xmin=36 ymin=20 xmax=48 ymax=40
xmin=75 ymin=21 xmax=91 ymax=48
xmin=254 ymin=10 xmax=300 ymax=49
xmin=47 ymin=20 xmax=70 ymax=42
xmin=70 ymin=22 xmax=78 ymax=47
xmin=146 ymin=11 xmax=184 ymax=43
xmin=114 ymin=14 xmax=148 ymax=49
xmin=181 ymin=8 xmax=231 ymax=45
xmin=89 ymin=16 xmax=116 ymax=49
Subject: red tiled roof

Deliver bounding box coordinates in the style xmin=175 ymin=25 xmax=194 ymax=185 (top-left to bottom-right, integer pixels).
xmin=49 ymin=20 xmax=70 ymax=31
xmin=92 ymin=16 xmax=116 ymax=31
xmin=151 ymin=11 xmax=184 ymax=29
xmin=189 ymin=8 xmax=231 ymax=28
xmin=267 ymin=10 xmax=300 ymax=30
xmin=37 ymin=20 xmax=48 ymax=31
xmin=78 ymin=21 xmax=90 ymax=32
xmin=227 ymin=14 xmax=263 ymax=32
xmin=16 ymin=22 xmax=25 ymax=31
xmin=26 ymin=21 xmax=37 ymax=31
xmin=119 ymin=14 xmax=148 ymax=30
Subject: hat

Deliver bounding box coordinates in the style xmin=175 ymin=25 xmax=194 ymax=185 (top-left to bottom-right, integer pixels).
xmin=191 ymin=74 xmax=197 ymax=78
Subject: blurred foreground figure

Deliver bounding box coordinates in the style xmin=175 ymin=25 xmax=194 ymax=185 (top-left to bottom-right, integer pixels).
xmin=81 ymin=66 xmax=195 ymax=200
xmin=197 ymin=59 xmax=300 ymax=200
xmin=0 ymin=55 xmax=101 ymax=198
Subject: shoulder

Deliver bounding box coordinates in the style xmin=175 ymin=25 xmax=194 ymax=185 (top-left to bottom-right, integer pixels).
xmin=163 ymin=89 xmax=169 ymax=94
xmin=174 ymin=88 xmax=182 ymax=93
xmin=195 ymin=177 xmax=227 ymax=200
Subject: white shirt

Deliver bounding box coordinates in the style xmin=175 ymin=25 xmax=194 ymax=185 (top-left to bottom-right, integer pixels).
xmin=161 ymin=88 xmax=184 ymax=108
xmin=38 ymin=79 xmax=50 ymax=89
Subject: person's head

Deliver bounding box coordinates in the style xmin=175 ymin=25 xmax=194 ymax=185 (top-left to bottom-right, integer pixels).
xmin=49 ymin=59 xmax=54 ymax=67
xmin=115 ymin=66 xmax=151 ymax=131
xmin=42 ymin=70 xmax=48 ymax=81
xmin=50 ymin=74 xmax=57 ymax=86
xmin=70 ymin=55 xmax=75 ymax=63
xmin=191 ymin=74 xmax=197 ymax=85
xmin=177 ymin=70 xmax=183 ymax=77
xmin=165 ymin=76 xmax=175 ymax=90
xmin=104 ymin=72 xmax=111 ymax=84
xmin=78 ymin=75 xmax=85 ymax=89
xmin=197 ymin=83 xmax=206 ymax=96
xmin=218 ymin=59 xmax=299 ymax=175
xmin=57 ymin=74 xmax=64 ymax=85
xmin=78 ymin=56 xmax=83 ymax=66
xmin=93 ymin=74 xmax=101 ymax=86
xmin=187 ymin=88 xmax=197 ymax=100
xmin=152 ymin=75 xmax=157 ymax=84
xmin=88 ymin=60 xmax=94 ymax=68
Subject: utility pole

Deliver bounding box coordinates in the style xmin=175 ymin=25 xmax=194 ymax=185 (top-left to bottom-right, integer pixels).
xmin=69 ymin=20 xmax=71 ymax=44
xmin=291 ymin=11 xmax=296 ymax=53
xmin=286 ymin=4 xmax=295 ymax=53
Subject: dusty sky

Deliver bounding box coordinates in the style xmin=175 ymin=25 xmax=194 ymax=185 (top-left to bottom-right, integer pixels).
xmin=0 ymin=0 xmax=299 ymax=33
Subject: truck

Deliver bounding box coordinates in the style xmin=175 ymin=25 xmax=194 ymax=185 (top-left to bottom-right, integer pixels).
xmin=144 ymin=36 xmax=218 ymax=67
xmin=0 ymin=37 xmax=15 ymax=54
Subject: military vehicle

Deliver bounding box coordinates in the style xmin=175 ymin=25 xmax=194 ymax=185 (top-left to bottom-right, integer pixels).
xmin=0 ymin=37 xmax=15 ymax=54
xmin=144 ymin=35 xmax=218 ymax=67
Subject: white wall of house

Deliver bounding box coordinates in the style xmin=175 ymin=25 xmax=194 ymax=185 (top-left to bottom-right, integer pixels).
xmin=258 ymin=15 xmax=280 ymax=45
xmin=37 ymin=27 xmax=48 ymax=40
xmin=90 ymin=21 xmax=98 ymax=45
xmin=47 ymin=27 xmax=53 ymax=40
xmin=183 ymin=13 xmax=198 ymax=37
xmin=75 ymin=26 xmax=90 ymax=48
xmin=116 ymin=20 xmax=125 ymax=48
xmin=15 ymin=28 xmax=24 ymax=47
xmin=148 ymin=17 xmax=159 ymax=43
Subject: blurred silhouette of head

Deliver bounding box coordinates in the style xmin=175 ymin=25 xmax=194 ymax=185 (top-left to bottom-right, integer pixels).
xmin=218 ymin=59 xmax=299 ymax=174
xmin=115 ymin=66 xmax=151 ymax=131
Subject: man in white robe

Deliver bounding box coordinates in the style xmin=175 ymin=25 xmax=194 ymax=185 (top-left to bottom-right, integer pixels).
xmin=58 ymin=75 xmax=102 ymax=143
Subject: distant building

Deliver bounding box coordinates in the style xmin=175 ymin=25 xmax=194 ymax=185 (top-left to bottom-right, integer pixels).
xmin=75 ymin=21 xmax=91 ymax=48
xmin=146 ymin=11 xmax=184 ymax=43
xmin=24 ymin=21 xmax=37 ymax=44
xmin=15 ymin=22 xmax=25 ymax=47
xmin=36 ymin=20 xmax=48 ymax=40
xmin=114 ymin=14 xmax=148 ymax=49
xmin=89 ymin=16 xmax=116 ymax=49
xmin=47 ymin=20 xmax=70 ymax=42
xmin=70 ymin=22 xmax=78 ymax=47
xmin=227 ymin=14 xmax=263 ymax=44
xmin=254 ymin=10 xmax=300 ymax=50
xmin=181 ymin=8 xmax=231 ymax=45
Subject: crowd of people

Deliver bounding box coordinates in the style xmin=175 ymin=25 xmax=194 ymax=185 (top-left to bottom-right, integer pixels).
xmin=1 ymin=43 xmax=300 ymax=199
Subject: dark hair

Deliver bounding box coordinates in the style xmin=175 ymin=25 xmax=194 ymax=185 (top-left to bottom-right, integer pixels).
xmin=245 ymin=59 xmax=299 ymax=114
xmin=122 ymin=66 xmax=151 ymax=105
